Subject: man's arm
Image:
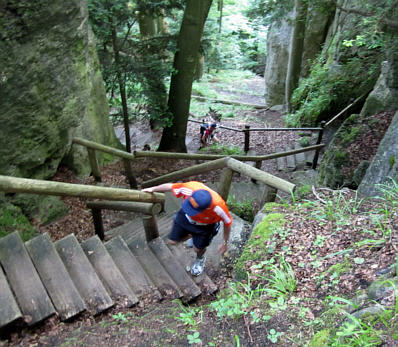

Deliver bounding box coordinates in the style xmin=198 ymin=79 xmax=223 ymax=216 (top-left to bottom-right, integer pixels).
xmin=142 ymin=183 xmax=173 ymax=193
xmin=218 ymin=224 xmax=231 ymax=254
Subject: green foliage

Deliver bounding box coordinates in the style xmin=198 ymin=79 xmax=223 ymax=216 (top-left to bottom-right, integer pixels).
xmin=204 ymin=2 xmax=267 ymax=73
xmin=209 ymin=277 xmax=264 ymax=320
xmin=174 ymin=300 xmax=202 ymax=328
xmin=256 ymin=256 xmax=297 ymax=298
xmin=227 ymin=195 xmax=255 ymax=222
xmin=199 ymin=143 xmax=244 ymax=156
xmin=287 ymin=55 xmax=380 ymax=127
xmin=187 ymin=331 xmax=201 ymax=345
xmin=112 ymin=312 xmax=127 ymax=323
xmin=267 ymin=328 xmax=282 ymax=343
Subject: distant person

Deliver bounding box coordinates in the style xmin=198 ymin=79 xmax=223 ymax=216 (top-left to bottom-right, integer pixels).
xmin=200 ymin=122 xmax=219 ymax=147
xmin=142 ymin=181 xmax=232 ymax=276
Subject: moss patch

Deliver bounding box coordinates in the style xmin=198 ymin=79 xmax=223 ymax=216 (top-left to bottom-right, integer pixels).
xmin=234 ymin=212 xmax=285 ymax=279
xmin=0 ymin=203 xmax=37 ymax=241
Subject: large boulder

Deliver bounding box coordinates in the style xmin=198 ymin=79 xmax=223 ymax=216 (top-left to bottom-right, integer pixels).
xmin=0 ymin=0 xmax=120 ymax=179
xmin=264 ymin=16 xmax=293 ymax=106
xmin=318 ymin=111 xmax=395 ymax=188
xmin=358 ymin=111 xmax=398 ymax=196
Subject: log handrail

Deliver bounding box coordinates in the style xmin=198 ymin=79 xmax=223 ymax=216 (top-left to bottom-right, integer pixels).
xmin=142 ymin=156 xmax=296 ymax=194
xmin=134 ymin=144 xmax=324 ymax=162
xmin=0 ymin=175 xmax=164 ymax=203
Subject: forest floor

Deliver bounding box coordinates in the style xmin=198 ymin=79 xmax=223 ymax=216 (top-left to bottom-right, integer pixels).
xmin=2 ymin=75 xmax=397 ymax=346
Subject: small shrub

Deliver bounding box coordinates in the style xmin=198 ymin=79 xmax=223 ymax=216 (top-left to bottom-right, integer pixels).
xmin=227 ymin=196 xmax=255 ymax=222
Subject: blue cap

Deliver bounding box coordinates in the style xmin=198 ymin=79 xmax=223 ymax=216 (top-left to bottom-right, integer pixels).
xmin=211 ymin=123 xmax=217 ymax=128
xmin=182 ymin=190 xmax=212 ymax=216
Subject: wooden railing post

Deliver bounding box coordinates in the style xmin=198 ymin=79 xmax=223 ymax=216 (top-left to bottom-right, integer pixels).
xmin=218 ymin=168 xmax=234 ymax=201
xmin=123 ymin=158 xmax=138 ymax=189
xmin=244 ymin=125 xmax=250 ymax=153
xmin=312 ymin=121 xmax=326 ymax=170
xmin=87 ymin=148 xmax=101 ymax=182
xmin=142 ymin=215 xmax=159 ymax=242
xmin=91 ymin=208 xmax=105 ymax=240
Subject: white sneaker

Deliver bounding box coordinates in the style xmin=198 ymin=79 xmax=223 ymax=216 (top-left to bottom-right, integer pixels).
xmin=185 ymin=238 xmax=194 ymax=248
xmin=191 ymin=256 xmax=206 ymax=276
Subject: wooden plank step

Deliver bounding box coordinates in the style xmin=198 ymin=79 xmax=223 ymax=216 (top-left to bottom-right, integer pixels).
xmin=149 ymin=237 xmax=201 ymax=302
xmin=81 ymin=236 xmax=139 ymax=308
xmin=286 ymin=144 xmax=296 ymax=171
xmin=166 ymin=243 xmax=218 ymax=295
xmin=128 ymin=237 xmax=183 ymax=299
xmin=0 ymin=231 xmax=55 ymax=326
xmin=55 ymin=234 xmax=114 ymax=315
xmin=0 ymin=265 xmax=23 ymax=331
xmin=105 ymin=236 xmax=161 ymax=301
xmin=25 ymin=233 xmax=86 ymax=321
xmin=106 ymin=218 xmax=143 ymax=239
xmin=121 ymin=213 xmax=175 ymax=243
xmin=294 ymin=143 xmax=307 ymax=169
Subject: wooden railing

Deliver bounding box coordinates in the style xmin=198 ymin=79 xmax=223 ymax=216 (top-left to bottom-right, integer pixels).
xmin=188 ymin=118 xmax=325 ymax=168
xmin=0 ymin=175 xmax=164 ymax=240
xmin=73 ymin=137 xmax=324 ymax=187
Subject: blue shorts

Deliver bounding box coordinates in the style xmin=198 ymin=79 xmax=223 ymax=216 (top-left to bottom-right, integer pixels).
xmin=169 ymin=210 xmax=220 ymax=250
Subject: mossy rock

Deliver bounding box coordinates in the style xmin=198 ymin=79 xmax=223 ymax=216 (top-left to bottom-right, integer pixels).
xmin=234 ymin=211 xmax=285 ymax=280
xmin=0 ymin=202 xmax=38 ymax=242
xmin=318 ymin=111 xmax=394 ymax=189
xmin=308 ymin=329 xmax=331 ymax=347
xmin=9 ymin=194 xmax=68 ymax=226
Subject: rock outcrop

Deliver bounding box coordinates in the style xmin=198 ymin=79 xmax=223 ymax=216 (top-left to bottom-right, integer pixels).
xmin=0 ymin=0 xmax=120 ymax=179
xmin=264 ymin=5 xmax=333 ymax=107
xmin=358 ymin=111 xmax=398 ymax=196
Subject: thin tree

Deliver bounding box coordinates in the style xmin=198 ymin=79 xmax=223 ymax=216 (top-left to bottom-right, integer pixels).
xmin=89 ymin=0 xmax=135 ymax=153
xmin=158 ymin=0 xmax=213 ymax=152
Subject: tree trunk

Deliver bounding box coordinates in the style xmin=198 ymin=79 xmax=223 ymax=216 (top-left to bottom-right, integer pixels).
xmin=138 ymin=12 xmax=168 ymax=130
xmin=158 ymin=0 xmax=213 ymax=152
xmin=285 ymin=0 xmax=308 ymax=112
xmin=112 ymin=25 xmax=131 ymax=153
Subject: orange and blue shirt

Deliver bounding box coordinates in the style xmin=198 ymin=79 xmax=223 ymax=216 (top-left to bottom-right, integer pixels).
xmin=171 ymin=181 xmax=232 ymax=227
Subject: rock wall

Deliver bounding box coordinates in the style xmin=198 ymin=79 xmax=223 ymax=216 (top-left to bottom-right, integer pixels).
xmin=358 ymin=111 xmax=398 ymax=196
xmin=264 ymin=16 xmax=293 ymax=106
xmin=264 ymin=5 xmax=333 ymax=107
xmin=0 ymin=0 xmax=120 ymax=179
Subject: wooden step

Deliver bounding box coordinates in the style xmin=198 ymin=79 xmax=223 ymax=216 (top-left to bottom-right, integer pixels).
xmin=55 ymin=234 xmax=114 ymax=315
xmin=121 ymin=213 xmax=175 ymax=243
xmin=0 ymin=231 xmax=55 ymax=326
xmin=149 ymin=237 xmax=201 ymax=302
xmin=105 ymin=236 xmax=161 ymax=300
xmin=294 ymin=143 xmax=307 ymax=169
xmin=286 ymin=144 xmax=296 ymax=171
xmin=165 ymin=243 xmax=218 ymax=295
xmin=276 ymin=148 xmax=287 ymax=171
xmin=128 ymin=237 xmax=183 ymax=299
xmin=0 ymin=265 xmax=23 ymax=331
xmin=25 ymin=233 xmax=86 ymax=321
xmin=81 ymin=236 xmax=139 ymax=308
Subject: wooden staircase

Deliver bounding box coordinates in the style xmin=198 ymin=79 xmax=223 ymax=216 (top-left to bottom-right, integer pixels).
xmin=0 ymin=213 xmax=217 ymax=333
xmin=276 ymin=141 xmax=319 ymax=172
